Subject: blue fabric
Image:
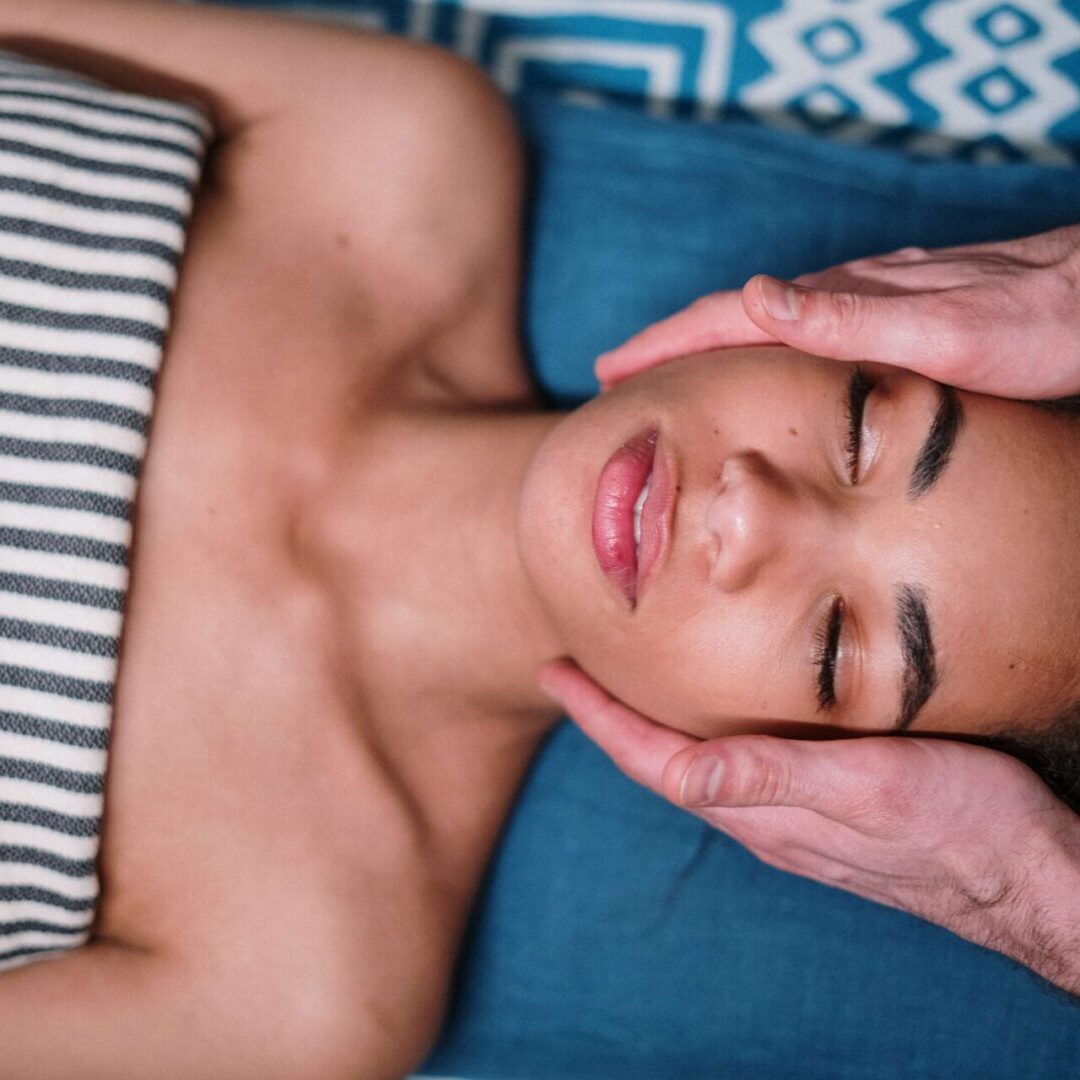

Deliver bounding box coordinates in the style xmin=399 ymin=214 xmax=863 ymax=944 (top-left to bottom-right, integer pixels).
xmin=207 ymin=0 xmax=1080 ymax=165
xmin=419 ymin=95 xmax=1080 ymax=1079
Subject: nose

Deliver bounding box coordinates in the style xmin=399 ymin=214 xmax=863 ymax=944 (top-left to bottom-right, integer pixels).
xmin=706 ymin=451 xmax=830 ymax=592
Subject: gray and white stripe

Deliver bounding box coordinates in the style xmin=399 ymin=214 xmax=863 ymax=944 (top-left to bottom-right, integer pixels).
xmin=0 ymin=51 xmax=211 ymax=971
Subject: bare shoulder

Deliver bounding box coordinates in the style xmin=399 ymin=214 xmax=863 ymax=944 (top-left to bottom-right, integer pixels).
xmin=215 ymin=33 xmax=522 ymax=299
xmin=210 ymin=30 xmax=529 ymax=400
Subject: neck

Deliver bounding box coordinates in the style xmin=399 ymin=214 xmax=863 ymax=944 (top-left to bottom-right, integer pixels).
xmin=303 ymin=400 xmax=567 ymax=728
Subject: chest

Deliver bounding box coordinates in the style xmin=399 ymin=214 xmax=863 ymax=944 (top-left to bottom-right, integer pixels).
xmin=91 ymin=182 xmax=458 ymax=955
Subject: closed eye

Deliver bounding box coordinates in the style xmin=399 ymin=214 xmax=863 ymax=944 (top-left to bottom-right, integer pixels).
xmin=844 ymin=366 xmax=874 ymax=482
xmin=813 ymin=596 xmax=845 ymax=710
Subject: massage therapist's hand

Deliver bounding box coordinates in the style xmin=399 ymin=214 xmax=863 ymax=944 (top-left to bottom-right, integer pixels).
xmin=596 ymin=224 xmax=1080 ymax=399
xmin=538 ymin=659 xmax=1080 ymax=998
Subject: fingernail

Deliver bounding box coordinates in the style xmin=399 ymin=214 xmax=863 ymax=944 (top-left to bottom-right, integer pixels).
xmin=679 ymin=755 xmax=724 ymax=806
xmin=758 ymin=276 xmax=804 ymax=321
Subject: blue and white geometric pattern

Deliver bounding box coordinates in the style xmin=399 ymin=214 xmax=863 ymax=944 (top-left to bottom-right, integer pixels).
xmin=911 ymin=0 xmax=1080 ymax=162
xmin=203 ymin=0 xmax=1080 ymax=165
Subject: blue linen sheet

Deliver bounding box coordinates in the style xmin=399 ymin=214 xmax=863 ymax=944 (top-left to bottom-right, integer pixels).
xmin=418 ymin=94 xmax=1080 ymax=1080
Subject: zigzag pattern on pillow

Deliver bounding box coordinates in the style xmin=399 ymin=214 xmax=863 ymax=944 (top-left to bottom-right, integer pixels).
xmin=219 ymin=0 xmax=1080 ymax=165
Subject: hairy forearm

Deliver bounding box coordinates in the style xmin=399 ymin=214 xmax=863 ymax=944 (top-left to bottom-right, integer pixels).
xmin=1007 ymin=819 xmax=1080 ymax=997
xmin=0 ymin=0 xmax=375 ymax=135
xmin=956 ymin=812 xmax=1080 ymax=999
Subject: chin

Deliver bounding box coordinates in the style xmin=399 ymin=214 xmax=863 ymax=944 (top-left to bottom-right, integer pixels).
xmin=516 ymin=410 xmax=588 ymax=632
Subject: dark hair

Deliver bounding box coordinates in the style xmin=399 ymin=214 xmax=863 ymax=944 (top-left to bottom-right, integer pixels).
xmin=1034 ymin=394 xmax=1080 ymax=419
xmin=976 ymin=704 xmax=1080 ymax=815
xmin=981 ymin=396 xmax=1080 ymax=813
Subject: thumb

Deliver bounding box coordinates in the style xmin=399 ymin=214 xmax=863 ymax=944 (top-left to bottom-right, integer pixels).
xmin=661 ymin=740 xmax=803 ymax=810
xmin=660 ymin=735 xmax=908 ymax=822
xmin=742 ymin=274 xmax=949 ymax=371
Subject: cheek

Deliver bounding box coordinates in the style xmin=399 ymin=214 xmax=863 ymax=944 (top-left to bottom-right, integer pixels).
xmin=566 ymin=595 xmax=793 ymax=731
xmin=576 ymin=626 xmax=711 ymax=728
xmin=516 ymin=412 xmax=599 ymax=615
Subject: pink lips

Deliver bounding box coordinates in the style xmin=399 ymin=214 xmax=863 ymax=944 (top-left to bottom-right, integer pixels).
xmin=592 ymin=428 xmax=675 ymax=606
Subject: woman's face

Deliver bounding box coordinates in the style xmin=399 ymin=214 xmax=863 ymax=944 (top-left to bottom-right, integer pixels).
xmin=518 ymin=348 xmax=1080 ymax=739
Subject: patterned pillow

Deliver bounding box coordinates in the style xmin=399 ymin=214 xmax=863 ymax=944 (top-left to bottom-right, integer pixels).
xmin=202 ymin=0 xmax=1080 ymax=165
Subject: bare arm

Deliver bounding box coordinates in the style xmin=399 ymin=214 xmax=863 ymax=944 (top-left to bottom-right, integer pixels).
xmin=0 ymin=0 xmax=407 ymax=135
xmin=0 ymin=0 xmax=526 ymax=370
xmin=3 ymin=942 xmax=320 ymax=1079
xmin=1 ymin=939 xmax=400 ymax=1079
xmin=0 ymin=7 xmax=486 ymax=1073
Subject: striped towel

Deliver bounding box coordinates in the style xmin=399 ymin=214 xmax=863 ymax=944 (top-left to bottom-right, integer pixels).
xmin=0 ymin=51 xmax=212 ymax=971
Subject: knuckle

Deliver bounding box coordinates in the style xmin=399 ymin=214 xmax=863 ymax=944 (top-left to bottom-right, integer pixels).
xmin=821 ymin=289 xmax=869 ymax=335
xmin=1035 ymin=262 xmax=1078 ymax=316
xmin=738 ymin=742 xmax=794 ymax=805
xmin=864 ymin=768 xmax=920 ymax=818
xmin=923 ymin=296 xmax=983 ymax=369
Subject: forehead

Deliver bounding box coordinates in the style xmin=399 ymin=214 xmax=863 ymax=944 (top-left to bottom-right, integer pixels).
xmin=891 ymin=391 xmax=1080 ymax=734
xmin=658 ymin=346 xmax=843 ymax=395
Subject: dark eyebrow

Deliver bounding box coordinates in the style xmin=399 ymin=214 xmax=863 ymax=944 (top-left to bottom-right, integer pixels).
xmin=893 ymin=584 xmax=938 ymax=731
xmin=909 ymin=384 xmax=964 ymax=498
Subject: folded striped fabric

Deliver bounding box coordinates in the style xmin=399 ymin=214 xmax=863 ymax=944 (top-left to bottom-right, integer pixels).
xmin=0 ymin=51 xmax=211 ymax=971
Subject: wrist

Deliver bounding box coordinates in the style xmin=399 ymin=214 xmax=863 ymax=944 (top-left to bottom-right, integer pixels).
xmin=994 ymin=808 xmax=1080 ymax=996
xmin=1058 ymin=221 xmax=1080 ymax=278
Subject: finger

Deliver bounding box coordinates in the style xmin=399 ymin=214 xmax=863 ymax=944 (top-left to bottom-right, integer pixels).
xmin=660 ymin=734 xmax=927 ymax=824
xmin=741 ymin=274 xmax=979 ymax=384
xmin=696 ymin=802 xmax=839 ymax=852
xmin=537 ymin=659 xmax=699 ymax=794
xmin=707 ymin=806 xmax=869 ymax=878
xmin=595 ymin=291 xmax=777 ymax=388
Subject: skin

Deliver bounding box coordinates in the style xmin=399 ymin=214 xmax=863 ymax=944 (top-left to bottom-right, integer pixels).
xmin=595 ymin=226 xmax=1080 ymax=399
xmin=520 ymin=347 xmax=1080 ymax=740
xmin=0 ymin=5 xmax=560 ymax=1077
xmin=4 ymin=5 xmax=1080 ymax=1074
xmin=537 ymin=656 xmax=1080 ymax=996
xmin=553 ymin=225 xmax=1080 ymax=1001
